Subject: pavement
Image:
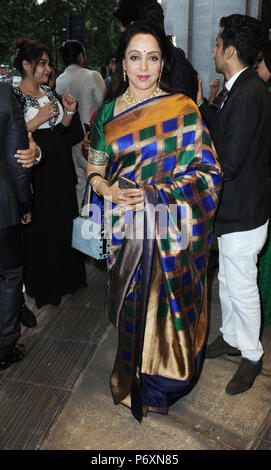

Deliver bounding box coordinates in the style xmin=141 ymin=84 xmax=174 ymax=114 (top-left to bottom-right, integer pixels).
xmin=0 ymin=244 xmax=271 ymax=454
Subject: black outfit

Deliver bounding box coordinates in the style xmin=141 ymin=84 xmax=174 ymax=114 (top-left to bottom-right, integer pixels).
xmin=0 ymin=83 xmax=32 ymax=359
xmin=199 ymin=67 xmax=271 ymax=235
xmin=13 ymin=85 xmax=87 ymax=309
xmin=171 ymin=46 xmax=198 ymax=102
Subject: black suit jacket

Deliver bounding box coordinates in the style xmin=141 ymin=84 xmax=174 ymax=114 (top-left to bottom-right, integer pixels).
xmin=0 ymin=83 xmax=32 ymax=230
xmin=200 ymin=67 xmax=271 ymax=235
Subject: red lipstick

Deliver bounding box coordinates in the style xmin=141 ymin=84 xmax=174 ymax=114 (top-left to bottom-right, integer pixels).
xmin=137 ymin=75 xmax=150 ymax=80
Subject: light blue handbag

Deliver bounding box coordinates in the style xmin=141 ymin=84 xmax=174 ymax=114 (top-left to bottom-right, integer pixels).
xmin=72 ymin=175 xmax=109 ymax=260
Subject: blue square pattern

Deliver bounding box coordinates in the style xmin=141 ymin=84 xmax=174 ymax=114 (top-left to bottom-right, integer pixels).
xmin=182 ymin=131 xmax=195 ymax=147
xmin=158 ymin=188 xmax=170 ymax=205
xmin=207 ymin=231 xmax=213 ymax=246
xmin=180 ymin=183 xmax=194 ymax=200
xmin=141 ymin=142 xmax=157 ymax=161
xmin=170 ymin=297 xmax=182 ymax=313
xmin=163 ymin=118 xmax=178 ymax=133
xmin=182 ymin=271 xmax=192 ymax=287
xmin=122 ymin=350 xmax=132 ymax=362
xmin=127 ymin=291 xmax=135 ymax=302
xmin=161 ymin=256 xmax=176 ymax=273
xmin=132 ymin=267 xmax=141 ymax=283
xmin=202 ymin=149 xmax=216 ymax=165
xmin=112 ymin=231 xmax=123 ymax=246
xmin=176 ymin=205 xmax=187 ymax=220
xmin=124 ymin=210 xmax=133 ymax=226
xmin=123 ymin=170 xmax=136 ymax=182
xmin=110 ymin=160 xmax=118 ymax=175
xmin=187 ymin=308 xmax=195 ymax=325
xmin=124 ymin=320 xmax=134 ymax=335
xmin=201 ymin=194 xmax=216 ymax=213
xmin=211 ymin=173 xmax=223 ymax=187
xmin=192 ymin=222 xmax=205 ymax=237
xmin=159 ymin=283 xmax=167 ymax=298
xmin=163 ymin=155 xmax=176 ymax=172
xmin=195 ymin=254 xmax=206 ymax=271
xmin=176 ymin=232 xmax=183 ymax=248
xmin=118 ymin=133 xmax=133 ymax=151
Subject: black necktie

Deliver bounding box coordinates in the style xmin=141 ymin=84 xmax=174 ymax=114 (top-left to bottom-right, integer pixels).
xmin=219 ymin=88 xmax=229 ymax=110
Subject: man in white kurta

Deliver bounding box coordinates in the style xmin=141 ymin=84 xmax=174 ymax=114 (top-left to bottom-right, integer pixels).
xmin=56 ymin=45 xmax=105 ymax=206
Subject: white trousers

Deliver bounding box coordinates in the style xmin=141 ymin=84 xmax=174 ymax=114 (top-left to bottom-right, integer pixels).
xmin=218 ymin=220 xmax=269 ymax=361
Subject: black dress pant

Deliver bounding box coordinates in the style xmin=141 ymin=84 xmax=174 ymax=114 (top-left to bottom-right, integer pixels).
xmin=0 ymin=224 xmax=23 ymax=358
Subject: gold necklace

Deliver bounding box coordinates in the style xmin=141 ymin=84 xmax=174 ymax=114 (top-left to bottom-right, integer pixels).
xmin=123 ymin=86 xmax=161 ymax=106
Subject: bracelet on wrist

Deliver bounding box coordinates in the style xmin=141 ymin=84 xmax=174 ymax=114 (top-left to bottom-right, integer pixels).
xmin=64 ymin=109 xmax=75 ymax=115
xmin=35 ymin=153 xmax=42 ymax=164
xmin=88 ymin=172 xmax=105 ymax=181
xmin=92 ymin=176 xmax=106 ymax=196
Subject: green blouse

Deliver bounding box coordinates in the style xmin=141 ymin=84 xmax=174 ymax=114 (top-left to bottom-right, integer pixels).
xmin=88 ymin=99 xmax=116 ymax=165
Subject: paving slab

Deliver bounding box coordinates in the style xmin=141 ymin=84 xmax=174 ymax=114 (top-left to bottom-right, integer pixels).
xmin=1 ymin=253 xmax=271 ymax=452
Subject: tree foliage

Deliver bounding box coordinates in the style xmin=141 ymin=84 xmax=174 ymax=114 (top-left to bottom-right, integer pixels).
xmin=0 ymin=0 xmax=120 ymax=75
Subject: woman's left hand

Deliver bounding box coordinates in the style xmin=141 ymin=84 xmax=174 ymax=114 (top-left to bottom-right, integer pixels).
xmin=101 ymin=180 xmax=144 ymax=210
xmin=62 ymin=92 xmax=77 ymax=113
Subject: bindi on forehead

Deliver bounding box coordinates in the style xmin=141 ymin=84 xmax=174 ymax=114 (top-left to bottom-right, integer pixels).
xmin=127 ymin=49 xmax=161 ymax=56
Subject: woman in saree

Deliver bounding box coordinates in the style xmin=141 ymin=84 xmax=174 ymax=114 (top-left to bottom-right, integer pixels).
xmin=87 ymin=21 xmax=223 ymax=422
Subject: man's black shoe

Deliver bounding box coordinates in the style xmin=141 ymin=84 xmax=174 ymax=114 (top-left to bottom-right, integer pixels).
xmin=226 ymin=358 xmax=263 ymax=395
xmin=21 ymin=304 xmax=37 ymax=328
xmin=0 ymin=344 xmax=25 ymax=370
xmin=205 ymin=335 xmax=241 ymax=358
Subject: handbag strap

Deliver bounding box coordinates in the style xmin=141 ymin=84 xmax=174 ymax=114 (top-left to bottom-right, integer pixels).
xmin=80 ymin=174 xmax=93 ymax=213
xmin=80 ymin=176 xmax=107 ymax=241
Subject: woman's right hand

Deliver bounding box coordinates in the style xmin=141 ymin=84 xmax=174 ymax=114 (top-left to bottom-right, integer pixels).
xmin=209 ymin=78 xmax=220 ymax=104
xmin=21 ymin=212 xmax=31 ymax=224
xmin=36 ymin=101 xmax=59 ymax=125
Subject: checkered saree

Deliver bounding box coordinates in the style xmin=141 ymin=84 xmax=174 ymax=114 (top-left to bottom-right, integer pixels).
xmin=90 ymin=93 xmax=223 ymax=421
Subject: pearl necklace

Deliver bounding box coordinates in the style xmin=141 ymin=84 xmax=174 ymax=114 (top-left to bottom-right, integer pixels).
xmin=123 ymin=86 xmax=161 ymax=106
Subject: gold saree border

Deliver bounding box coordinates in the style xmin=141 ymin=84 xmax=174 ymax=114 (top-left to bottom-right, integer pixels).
xmin=104 ymin=94 xmax=195 ymax=149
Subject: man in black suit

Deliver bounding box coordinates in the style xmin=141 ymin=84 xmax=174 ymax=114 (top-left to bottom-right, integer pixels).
xmin=0 ymin=82 xmax=33 ymax=370
xmin=198 ymin=14 xmax=271 ymax=395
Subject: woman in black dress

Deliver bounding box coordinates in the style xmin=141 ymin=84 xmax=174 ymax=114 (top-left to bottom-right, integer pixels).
xmin=13 ymin=38 xmax=86 ymax=308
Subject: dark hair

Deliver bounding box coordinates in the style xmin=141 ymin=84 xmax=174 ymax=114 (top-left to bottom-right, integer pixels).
xmin=220 ymin=14 xmax=264 ymax=67
xmin=114 ymin=0 xmax=164 ymax=32
xmin=58 ymin=39 xmax=85 ymax=67
xmin=105 ymin=20 xmax=174 ymax=101
xmin=13 ymin=38 xmax=52 ymax=77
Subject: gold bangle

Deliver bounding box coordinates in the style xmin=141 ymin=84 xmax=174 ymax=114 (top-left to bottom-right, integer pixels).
xmin=92 ymin=176 xmax=106 ymax=196
xmin=95 ymin=179 xmax=108 ymax=196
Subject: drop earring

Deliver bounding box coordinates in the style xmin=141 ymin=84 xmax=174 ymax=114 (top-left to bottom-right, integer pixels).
xmin=158 ymin=67 xmax=163 ymax=85
xmin=123 ymin=69 xmax=126 ymax=82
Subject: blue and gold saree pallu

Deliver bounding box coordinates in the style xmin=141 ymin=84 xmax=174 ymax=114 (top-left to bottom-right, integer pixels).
xmin=93 ymin=93 xmax=223 ymax=421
